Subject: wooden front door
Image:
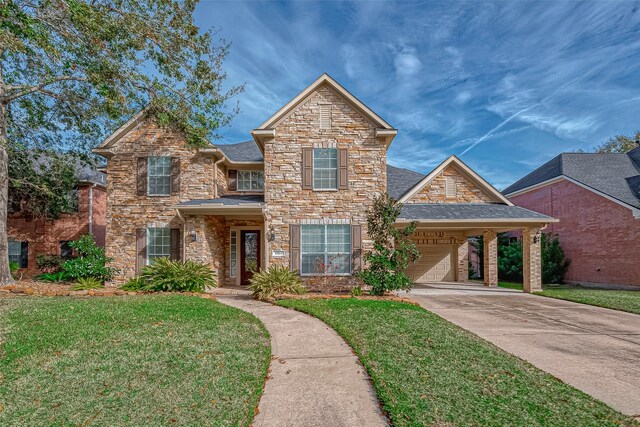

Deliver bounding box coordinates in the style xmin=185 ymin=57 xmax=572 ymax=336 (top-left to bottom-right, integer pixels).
xmin=240 ymin=230 xmax=260 ymax=285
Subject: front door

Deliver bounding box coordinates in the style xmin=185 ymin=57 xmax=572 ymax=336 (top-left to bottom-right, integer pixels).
xmin=240 ymin=230 xmax=260 ymax=285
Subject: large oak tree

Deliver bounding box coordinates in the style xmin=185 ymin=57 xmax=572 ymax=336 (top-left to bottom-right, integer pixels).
xmin=0 ymin=0 xmax=241 ymax=284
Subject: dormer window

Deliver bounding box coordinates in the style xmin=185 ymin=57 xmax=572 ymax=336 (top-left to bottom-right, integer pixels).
xmin=237 ymin=170 xmax=264 ymax=191
xmin=319 ymin=104 xmax=331 ymax=129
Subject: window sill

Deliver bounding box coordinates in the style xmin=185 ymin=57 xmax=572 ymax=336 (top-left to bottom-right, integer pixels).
xmin=146 ymin=194 xmax=172 ymax=197
xmin=312 ymin=188 xmax=339 ymax=192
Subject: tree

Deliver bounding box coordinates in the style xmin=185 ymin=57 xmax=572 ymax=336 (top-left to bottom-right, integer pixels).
xmin=497 ymin=233 xmax=570 ymax=284
xmin=0 ymin=0 xmax=241 ymax=284
xmin=592 ymin=131 xmax=640 ymax=153
xmin=359 ymin=193 xmax=420 ymax=296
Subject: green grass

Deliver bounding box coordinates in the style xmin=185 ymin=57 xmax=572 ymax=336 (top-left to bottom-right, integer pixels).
xmin=278 ymin=298 xmax=637 ymax=427
xmin=535 ymin=288 xmax=640 ymax=315
xmin=0 ymin=295 xmax=270 ymax=426
xmin=497 ymin=281 xmax=524 ymax=290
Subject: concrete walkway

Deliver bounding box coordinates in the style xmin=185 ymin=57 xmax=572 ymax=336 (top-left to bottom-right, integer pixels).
xmin=406 ymin=282 xmax=640 ymax=416
xmin=217 ymin=294 xmax=387 ymax=427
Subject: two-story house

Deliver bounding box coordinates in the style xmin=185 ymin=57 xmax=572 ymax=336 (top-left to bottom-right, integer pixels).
xmin=94 ymin=74 xmax=555 ymax=292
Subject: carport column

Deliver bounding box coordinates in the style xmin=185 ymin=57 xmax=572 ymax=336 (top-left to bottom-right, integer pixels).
xmin=456 ymin=240 xmax=469 ymax=282
xmin=522 ymin=227 xmax=542 ymax=293
xmin=483 ymin=230 xmax=498 ymax=287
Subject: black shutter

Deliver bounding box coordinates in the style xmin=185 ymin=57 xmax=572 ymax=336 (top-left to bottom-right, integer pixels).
xmin=20 ymin=241 xmax=28 ymax=268
xmin=170 ymin=228 xmax=181 ymax=261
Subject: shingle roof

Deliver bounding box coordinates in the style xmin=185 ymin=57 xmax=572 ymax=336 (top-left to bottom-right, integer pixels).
xmin=33 ymin=153 xmax=106 ymax=186
xmin=216 ymin=140 xmax=264 ymax=162
xmin=177 ymin=195 xmax=264 ymax=206
xmin=399 ymin=203 xmax=554 ymax=221
xmin=503 ymin=148 xmax=640 ymax=209
xmin=387 ymin=165 xmax=425 ymax=200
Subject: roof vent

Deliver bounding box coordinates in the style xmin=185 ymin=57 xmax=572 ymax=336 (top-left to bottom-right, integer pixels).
xmin=319 ymin=104 xmax=331 ymax=129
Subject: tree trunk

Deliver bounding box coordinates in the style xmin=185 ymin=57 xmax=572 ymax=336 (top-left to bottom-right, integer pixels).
xmin=0 ymin=55 xmax=14 ymax=284
xmin=0 ymin=144 xmax=12 ymax=285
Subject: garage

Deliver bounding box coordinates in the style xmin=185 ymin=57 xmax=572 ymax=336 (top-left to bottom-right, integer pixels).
xmin=406 ymin=244 xmax=455 ymax=282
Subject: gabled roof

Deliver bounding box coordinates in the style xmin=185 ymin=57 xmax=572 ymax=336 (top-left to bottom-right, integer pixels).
xmin=216 ymin=140 xmax=264 ymax=163
xmin=387 ymin=165 xmax=425 ymax=200
xmin=254 ymin=73 xmax=395 ymax=130
xmin=398 ymin=155 xmax=513 ymax=205
xmin=398 ymin=203 xmax=556 ymax=222
xmin=503 ymin=146 xmax=640 ymax=210
xmin=94 ymin=106 xmax=151 ymax=150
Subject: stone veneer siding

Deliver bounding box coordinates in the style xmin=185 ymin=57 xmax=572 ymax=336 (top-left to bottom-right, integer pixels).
xmin=104 ymin=119 xmax=219 ymax=284
xmin=262 ymin=83 xmax=387 ymax=291
xmin=405 ymin=164 xmax=495 ymax=203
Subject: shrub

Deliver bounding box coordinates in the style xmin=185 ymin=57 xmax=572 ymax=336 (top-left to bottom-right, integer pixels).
xmin=120 ymin=277 xmax=148 ymax=292
xmin=497 ymin=233 xmax=570 ymax=284
xmin=9 ymin=261 xmax=20 ymax=280
xmin=249 ymin=265 xmax=306 ymax=301
xmin=61 ymin=235 xmax=117 ymax=282
xmin=350 ymin=285 xmax=363 ymax=297
xmin=36 ymin=254 xmax=64 ymax=273
xmin=71 ymin=277 xmax=105 ymax=291
xmin=35 ymin=271 xmax=72 ymax=282
xmin=541 ymin=233 xmax=570 ymax=284
xmin=358 ymin=193 xmax=420 ymax=296
xmin=139 ymin=258 xmax=217 ymax=293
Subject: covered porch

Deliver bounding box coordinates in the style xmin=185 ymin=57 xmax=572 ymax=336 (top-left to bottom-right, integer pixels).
xmin=397 ymin=204 xmax=558 ymax=293
xmin=172 ymin=196 xmax=266 ymax=287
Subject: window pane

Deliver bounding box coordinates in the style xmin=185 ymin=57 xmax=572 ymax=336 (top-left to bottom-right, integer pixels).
xmin=230 ymin=230 xmax=237 ymax=277
xmin=328 ymin=253 xmax=350 ymax=274
xmin=300 ymin=224 xmax=351 ymax=275
xmin=148 ymin=157 xmax=171 ymax=195
xmin=251 ymin=171 xmax=264 ymax=190
xmin=302 ymin=253 xmax=325 ymax=275
xmin=237 ymin=171 xmax=251 ymax=191
xmin=8 ymin=240 xmax=21 ymax=265
xmin=147 ymin=227 xmax=170 ymax=263
xmin=313 ymin=149 xmax=338 ymax=190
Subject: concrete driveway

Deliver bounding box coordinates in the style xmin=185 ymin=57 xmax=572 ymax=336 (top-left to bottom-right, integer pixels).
xmin=406 ymin=282 xmax=640 ymax=416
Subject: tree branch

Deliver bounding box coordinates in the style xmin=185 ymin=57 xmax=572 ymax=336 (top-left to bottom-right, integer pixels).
xmin=3 ymin=76 xmax=88 ymax=103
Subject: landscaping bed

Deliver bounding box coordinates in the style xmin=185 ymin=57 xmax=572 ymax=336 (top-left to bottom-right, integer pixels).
xmin=278 ymin=298 xmax=638 ymax=427
xmin=0 ymin=295 xmax=270 ymax=426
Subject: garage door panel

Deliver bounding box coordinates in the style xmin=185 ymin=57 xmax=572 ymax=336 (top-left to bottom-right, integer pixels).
xmin=407 ymin=244 xmax=454 ymax=282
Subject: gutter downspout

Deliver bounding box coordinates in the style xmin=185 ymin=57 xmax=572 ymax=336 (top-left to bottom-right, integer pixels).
xmin=213 ymin=149 xmax=226 ymax=199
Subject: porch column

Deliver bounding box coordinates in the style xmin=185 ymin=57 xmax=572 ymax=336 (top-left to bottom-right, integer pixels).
xmin=456 ymin=239 xmax=469 ymax=282
xmin=483 ymin=230 xmax=497 ymax=287
xmin=522 ymin=227 xmax=542 ymax=293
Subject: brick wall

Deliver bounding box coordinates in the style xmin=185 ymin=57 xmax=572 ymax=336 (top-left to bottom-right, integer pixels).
xmin=7 ymin=184 xmax=107 ymax=276
xmin=510 ymin=180 xmax=640 ymax=287
xmin=405 ymin=164 xmax=495 ymax=203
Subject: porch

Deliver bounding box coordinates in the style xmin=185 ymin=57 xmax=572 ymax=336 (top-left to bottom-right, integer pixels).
xmin=398 ymin=204 xmax=558 ymax=293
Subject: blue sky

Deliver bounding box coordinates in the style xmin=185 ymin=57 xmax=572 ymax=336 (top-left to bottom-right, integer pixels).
xmin=196 ymin=1 xmax=640 ymax=189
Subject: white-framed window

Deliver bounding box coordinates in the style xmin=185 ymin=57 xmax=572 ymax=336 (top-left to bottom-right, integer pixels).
xmin=313 ymin=148 xmax=338 ymax=190
xmin=230 ymin=230 xmax=237 ymax=277
xmin=301 ymin=224 xmax=351 ymax=275
xmin=147 ymin=227 xmax=170 ymax=263
xmin=445 ymin=176 xmax=456 ymax=198
xmin=237 ymin=170 xmax=264 ymax=191
xmin=8 ymin=240 xmax=22 ymax=265
xmin=148 ymin=156 xmax=171 ymax=195
xmin=319 ymin=104 xmax=332 ymax=129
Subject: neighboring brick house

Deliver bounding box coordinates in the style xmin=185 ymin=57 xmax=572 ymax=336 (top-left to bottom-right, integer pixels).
xmin=94 ymin=74 xmax=555 ymax=292
xmin=8 ymin=163 xmax=107 ymax=276
xmin=504 ymin=147 xmax=640 ymax=288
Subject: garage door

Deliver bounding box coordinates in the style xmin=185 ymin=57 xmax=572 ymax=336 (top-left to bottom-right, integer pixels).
xmin=406 ymin=244 xmax=454 ymax=282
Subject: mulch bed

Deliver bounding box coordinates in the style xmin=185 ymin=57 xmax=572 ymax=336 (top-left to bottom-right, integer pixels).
xmin=0 ymin=279 xmax=216 ymax=299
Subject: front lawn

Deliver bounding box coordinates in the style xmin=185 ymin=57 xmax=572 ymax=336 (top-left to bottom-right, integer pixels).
xmin=0 ymin=295 xmax=270 ymax=426
xmin=535 ymin=287 xmax=640 ymax=315
xmin=278 ymin=298 xmax=637 ymax=427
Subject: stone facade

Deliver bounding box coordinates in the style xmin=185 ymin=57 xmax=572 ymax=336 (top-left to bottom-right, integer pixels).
xmin=104 ymin=119 xmax=219 ymax=283
xmin=405 ymin=164 xmax=495 ymax=204
xmin=522 ymin=227 xmax=542 ymax=292
xmin=8 ymin=184 xmax=106 ymax=276
xmin=262 ymin=83 xmax=387 ymax=291
xmin=483 ymin=230 xmax=498 ymax=286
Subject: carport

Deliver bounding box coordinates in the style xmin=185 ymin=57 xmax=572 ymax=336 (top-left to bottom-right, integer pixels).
xmin=396 ymin=204 xmax=558 ymax=293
